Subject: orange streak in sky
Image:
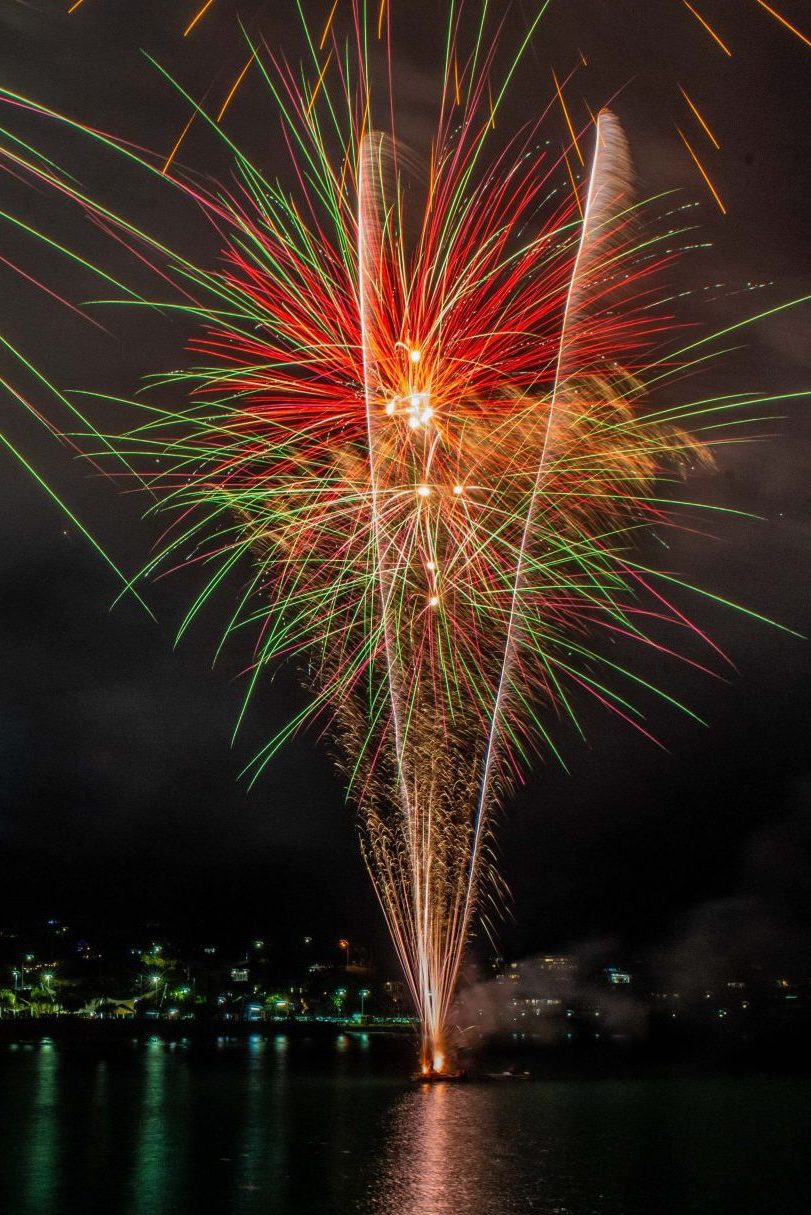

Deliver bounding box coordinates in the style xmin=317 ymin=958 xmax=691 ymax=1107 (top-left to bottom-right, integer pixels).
xmin=679 ymin=86 xmax=720 ymax=149
xmin=677 ymin=127 xmax=727 ymax=214
xmin=320 ymin=0 xmax=340 ymax=49
xmin=162 ymin=112 xmax=196 ymax=176
xmin=682 ymin=1 xmax=733 ymax=56
xmin=563 ymin=150 xmax=583 ymax=219
xmin=305 ymin=51 xmax=334 ymax=117
xmin=217 ymin=56 xmax=253 ymax=122
xmin=552 ymin=70 xmax=583 ymax=166
xmin=755 ymin=0 xmax=811 ymax=49
xmin=184 ymin=0 xmax=216 ymax=38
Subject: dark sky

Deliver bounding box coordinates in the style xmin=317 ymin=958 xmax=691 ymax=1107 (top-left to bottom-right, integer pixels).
xmin=0 ymin=0 xmax=809 ymax=971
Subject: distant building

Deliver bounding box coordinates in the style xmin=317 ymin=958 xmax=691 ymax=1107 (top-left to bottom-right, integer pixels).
xmin=605 ymin=967 xmax=632 ymax=986
xmin=382 ymin=980 xmax=408 ymax=1009
xmin=540 ymin=956 xmax=575 ymax=972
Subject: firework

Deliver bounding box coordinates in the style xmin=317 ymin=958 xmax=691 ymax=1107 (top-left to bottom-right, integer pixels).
xmin=0 ymin=3 xmax=804 ymax=1071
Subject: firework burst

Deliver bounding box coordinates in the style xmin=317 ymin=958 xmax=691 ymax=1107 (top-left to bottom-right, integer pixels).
xmin=0 ymin=2 xmax=804 ymax=1071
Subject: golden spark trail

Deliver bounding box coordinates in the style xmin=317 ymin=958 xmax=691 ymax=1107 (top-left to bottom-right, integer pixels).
xmin=553 ymin=69 xmax=584 ymax=165
xmin=217 ymin=56 xmax=253 ymax=123
xmin=679 ymin=85 xmax=721 ymax=149
xmin=563 ymin=151 xmax=583 ymax=218
xmin=682 ymin=0 xmax=733 ymax=56
xmin=305 ymin=51 xmax=334 ymax=117
xmin=677 ymin=126 xmax=727 ymax=213
xmin=320 ymin=0 xmax=340 ymax=49
xmin=184 ymin=0 xmax=216 ymax=38
xmin=162 ymin=111 xmax=196 ymax=175
xmin=754 ymin=0 xmax=811 ymax=49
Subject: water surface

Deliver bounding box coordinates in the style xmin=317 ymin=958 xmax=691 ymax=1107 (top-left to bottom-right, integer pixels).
xmin=0 ymin=1035 xmax=807 ymax=1214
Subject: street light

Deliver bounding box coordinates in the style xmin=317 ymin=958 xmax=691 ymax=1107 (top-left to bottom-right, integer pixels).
xmin=21 ymin=955 xmax=34 ymax=988
xmin=338 ymin=939 xmax=350 ymax=968
xmin=359 ymin=988 xmax=370 ymax=1020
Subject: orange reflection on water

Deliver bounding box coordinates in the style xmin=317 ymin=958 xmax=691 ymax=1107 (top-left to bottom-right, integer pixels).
xmin=372 ymin=1083 xmax=491 ymax=1215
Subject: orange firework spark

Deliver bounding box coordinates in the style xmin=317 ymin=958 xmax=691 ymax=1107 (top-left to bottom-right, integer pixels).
xmin=552 ymin=69 xmax=584 ymax=165
xmin=677 ymin=126 xmax=727 ymax=213
xmin=679 ymin=85 xmax=720 ymax=149
xmin=216 ymin=55 xmax=253 ymax=122
xmin=320 ymin=0 xmax=340 ymax=49
xmin=184 ymin=0 xmax=216 ymax=38
xmin=162 ymin=111 xmax=196 ymax=175
xmin=563 ymin=149 xmax=583 ymax=217
xmin=305 ymin=50 xmax=333 ymax=117
xmin=755 ymin=0 xmax=811 ymax=49
xmin=682 ymin=0 xmax=733 ymax=56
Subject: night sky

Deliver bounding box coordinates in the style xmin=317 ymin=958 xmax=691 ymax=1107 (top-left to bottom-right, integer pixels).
xmin=0 ymin=1 xmax=809 ymax=975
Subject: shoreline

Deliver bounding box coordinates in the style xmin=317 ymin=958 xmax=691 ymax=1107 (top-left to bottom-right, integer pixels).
xmin=1 ymin=1016 xmax=808 ymax=1081
xmin=0 ymin=1015 xmax=415 ymax=1044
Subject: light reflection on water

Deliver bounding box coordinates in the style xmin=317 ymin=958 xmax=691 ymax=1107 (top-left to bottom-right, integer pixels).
xmin=132 ymin=1038 xmax=178 ymax=1214
xmin=372 ymin=1084 xmax=482 ymax=1215
xmin=369 ymin=1079 xmax=588 ymax=1215
xmin=24 ymin=1040 xmax=59 ymax=1214
xmin=0 ymin=1036 xmax=808 ymax=1215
